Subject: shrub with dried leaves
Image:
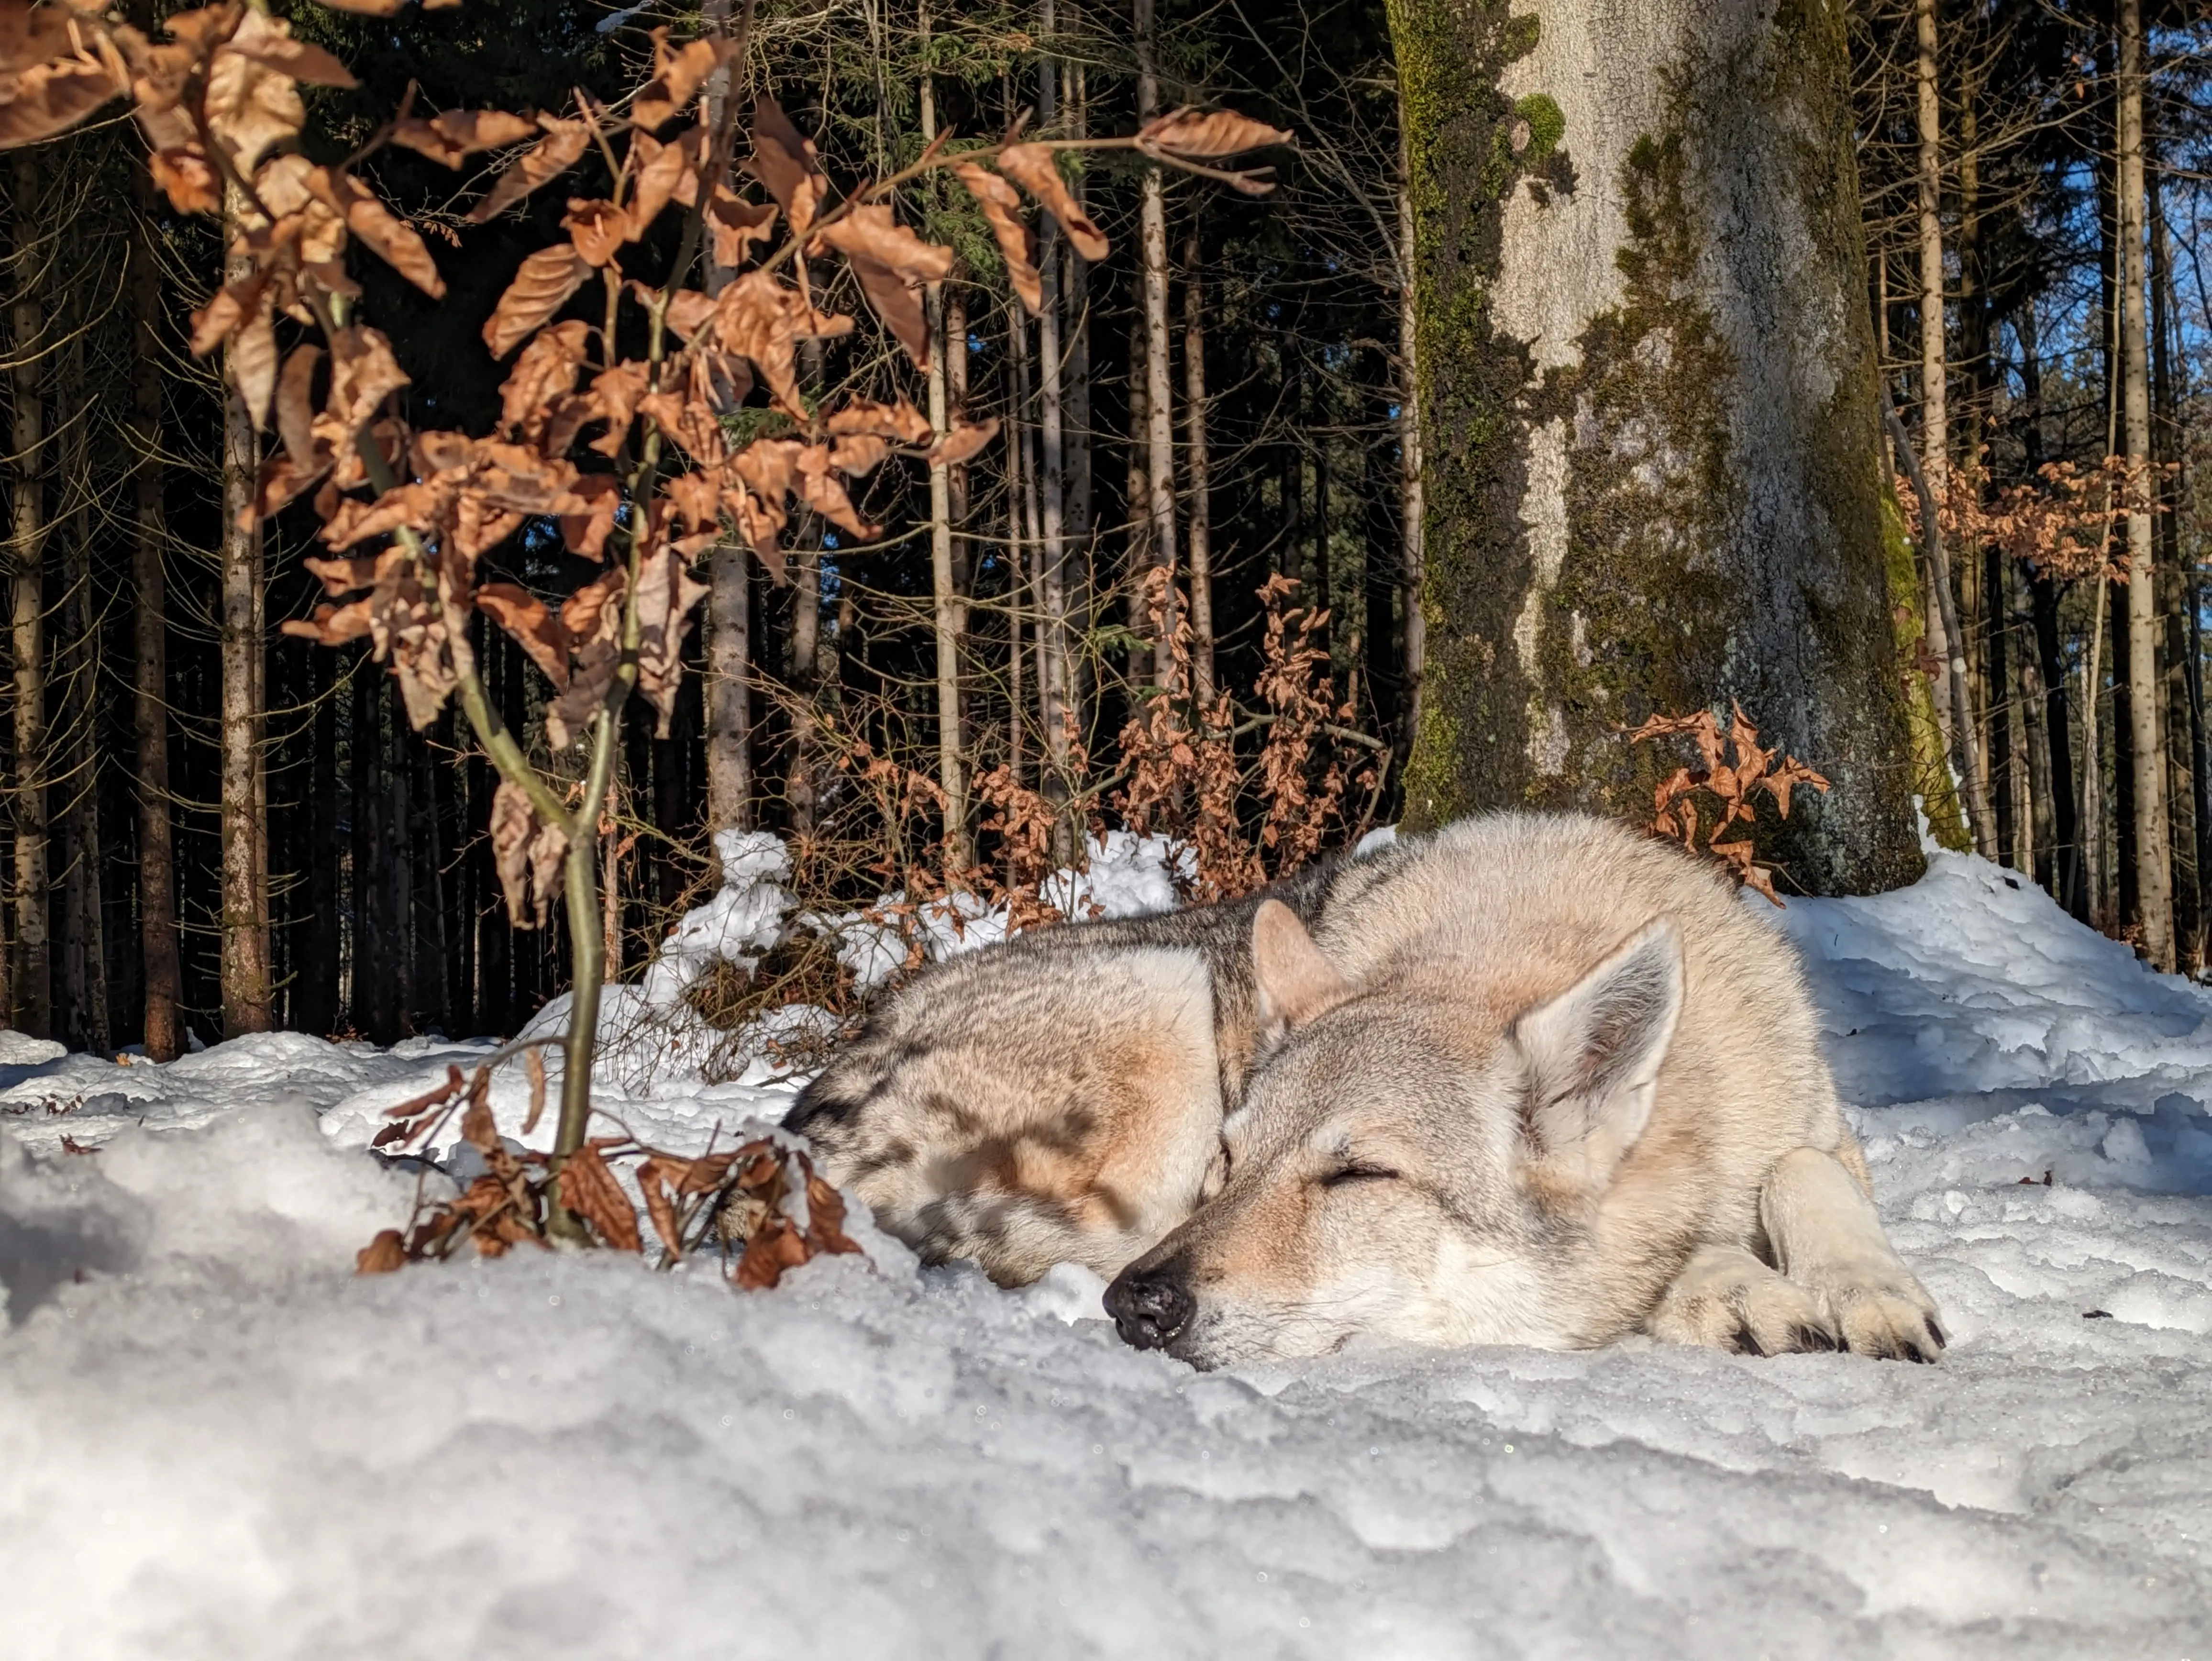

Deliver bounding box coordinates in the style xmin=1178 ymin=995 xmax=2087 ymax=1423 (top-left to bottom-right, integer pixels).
xmin=1626 ymin=702 xmax=1830 ymax=905
xmin=0 ymin=2 xmax=1292 ymax=1214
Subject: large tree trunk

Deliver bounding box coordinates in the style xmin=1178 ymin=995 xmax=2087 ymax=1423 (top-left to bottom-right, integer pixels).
xmin=10 ymin=149 xmax=49 ymax=1036
xmin=2117 ymin=0 xmax=2172 ymax=969
xmin=1388 ymin=0 xmax=1924 ymax=895
xmin=129 ymin=166 xmax=182 ymax=1059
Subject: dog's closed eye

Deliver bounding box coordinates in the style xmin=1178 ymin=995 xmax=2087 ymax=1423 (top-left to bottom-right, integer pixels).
xmin=1321 ymin=1164 xmax=1399 ymax=1187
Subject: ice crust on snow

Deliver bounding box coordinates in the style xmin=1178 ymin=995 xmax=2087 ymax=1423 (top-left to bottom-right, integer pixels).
xmin=7 ymin=848 xmax=2212 ymax=1655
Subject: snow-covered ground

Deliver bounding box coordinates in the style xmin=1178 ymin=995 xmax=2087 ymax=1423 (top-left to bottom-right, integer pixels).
xmin=7 ymin=849 xmax=2212 ymax=1657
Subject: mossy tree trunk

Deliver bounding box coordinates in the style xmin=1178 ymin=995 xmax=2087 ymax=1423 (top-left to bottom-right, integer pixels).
xmin=1389 ymin=0 xmax=1926 ymax=896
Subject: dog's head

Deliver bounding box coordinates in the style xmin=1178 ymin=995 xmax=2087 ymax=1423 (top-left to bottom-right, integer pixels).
xmin=1103 ymin=899 xmax=1684 ymax=1366
xmin=785 ymin=942 xmax=1225 ymax=1285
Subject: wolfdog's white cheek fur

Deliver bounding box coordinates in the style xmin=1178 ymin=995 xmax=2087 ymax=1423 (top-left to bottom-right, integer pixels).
xmin=1426 ymin=1238 xmax=1558 ymax=1347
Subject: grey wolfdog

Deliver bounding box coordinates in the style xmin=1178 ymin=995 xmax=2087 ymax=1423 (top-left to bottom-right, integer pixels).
xmin=783 ymin=842 xmax=1410 ymax=1284
xmin=1101 ymin=812 xmax=1946 ymax=1367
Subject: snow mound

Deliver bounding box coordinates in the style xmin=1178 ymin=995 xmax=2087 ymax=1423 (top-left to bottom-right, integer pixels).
xmin=5 ymin=846 xmax=2212 ymax=1656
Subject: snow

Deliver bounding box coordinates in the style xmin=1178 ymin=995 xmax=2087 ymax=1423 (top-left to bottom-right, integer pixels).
xmin=9 ymin=847 xmax=2212 ymax=1656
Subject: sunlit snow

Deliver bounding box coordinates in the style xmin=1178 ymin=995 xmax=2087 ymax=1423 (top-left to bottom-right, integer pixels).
xmin=5 ymin=848 xmax=2212 ymax=1656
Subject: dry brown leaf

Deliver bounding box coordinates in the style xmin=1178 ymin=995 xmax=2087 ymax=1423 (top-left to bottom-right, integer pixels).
xmin=489 ymin=778 xmax=569 ymax=928
xmin=795 ymin=443 xmax=878 ymax=540
xmin=636 ymin=1157 xmax=687 ymax=1260
xmin=736 ymin=1216 xmax=812 ymax=1290
xmin=476 ymin=582 xmax=569 ymax=689
xmin=497 ymin=318 xmax=591 ymax=438
xmin=556 ymin=1142 xmax=642 ymax=1252
xmin=0 ymin=2 xmax=87 ymax=73
xmin=953 ymin=161 xmax=1040 ymax=313
xmin=811 ymin=204 xmax=948 ymax=368
xmin=149 ymin=144 xmax=220 ymax=213
xmin=306 ymin=166 xmax=447 ymax=298
xmin=742 ymin=94 xmax=824 ymax=238
xmin=323 ymin=325 xmax=410 ymax=439
xmin=276 ymin=342 xmax=322 ymax=469
xmin=709 ymin=269 xmax=850 ymax=416
xmin=1136 ymin=107 xmax=1292 ymax=158
xmin=251 ymin=452 xmax=328 ymax=523
xmin=389 ymin=108 xmax=538 ymax=167
xmin=624 ymin=125 xmax=697 ymax=233
xmin=634 ymin=541 xmax=709 ymax=734
xmin=466 ymin=117 xmax=592 ymax=224
xmin=280 ymin=598 xmax=373 ymax=644
xmin=547 ymin=567 xmax=623 ymax=747
xmin=221 ymin=17 xmax=354 ymax=87
xmin=203 ymin=11 xmax=303 ymax=172
xmin=356 ymin=1229 xmax=408 ymax=1274
xmin=188 ymin=272 xmax=269 ymax=357
xmin=230 ymin=302 xmax=278 ymax=430
xmin=563 ymin=196 xmax=630 ymax=267
xmin=707 ymin=186 xmax=776 ymax=269
xmin=630 ymin=28 xmax=729 ymax=132
xmin=482 ymin=243 xmax=593 ymax=359
xmin=927 ymin=416 xmax=1000 ymax=468
xmin=637 ymin=390 xmax=724 ymax=467
xmin=520 ymin=1047 xmax=549 ymax=1136
xmin=313 ymin=0 xmax=405 ymax=13
xmin=996 ymin=144 xmax=1108 ymax=261
xmin=828 ymin=432 xmax=888 ymax=476
xmin=828 ymin=398 xmax=933 ymax=444
xmin=557 ymin=471 xmax=622 ymax=558
xmin=0 ymin=47 xmax=120 ymax=149
xmin=663 ymin=469 xmax=723 ymax=532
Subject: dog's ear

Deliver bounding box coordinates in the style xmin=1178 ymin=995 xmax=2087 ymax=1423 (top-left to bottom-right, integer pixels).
xmin=1252 ymin=899 xmax=1351 ymax=1039
xmin=1509 ymin=920 xmax=1683 ymax=1197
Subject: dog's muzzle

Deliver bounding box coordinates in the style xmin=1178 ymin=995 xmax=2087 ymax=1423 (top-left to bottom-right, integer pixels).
xmin=1103 ymin=1266 xmax=1192 ymax=1351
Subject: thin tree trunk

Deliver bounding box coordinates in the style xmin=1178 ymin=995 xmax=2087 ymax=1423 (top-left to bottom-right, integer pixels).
xmin=1182 ymin=220 xmax=1216 ymax=703
xmin=1135 ymin=0 xmax=1179 ymax=682
xmin=219 ymin=182 xmax=272 ymax=1035
xmin=1122 ymin=313 xmax=1152 ymax=666
xmin=2117 ymin=0 xmax=2172 ymax=969
xmin=1036 ymin=0 xmax=1072 ymax=832
xmin=1914 ymin=0 xmax=1993 ymax=858
xmin=129 ymin=171 xmax=180 ymax=1058
xmin=919 ymin=39 xmax=970 ymax=870
xmin=58 ymin=307 xmax=105 ymax=1055
xmin=1394 ymin=145 xmax=1425 ymax=780
xmin=2149 ymin=166 xmax=2196 ymax=966
xmin=2082 ymin=573 xmax=2109 ymax=928
xmin=10 ymin=149 xmax=49 ymax=1038
xmin=703 ymin=2 xmax=752 ymax=836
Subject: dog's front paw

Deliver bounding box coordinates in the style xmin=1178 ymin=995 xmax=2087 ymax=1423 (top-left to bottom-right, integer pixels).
xmin=1822 ymin=1273 xmax=1946 ymax=1363
xmin=1650 ymin=1246 xmax=1841 ymax=1356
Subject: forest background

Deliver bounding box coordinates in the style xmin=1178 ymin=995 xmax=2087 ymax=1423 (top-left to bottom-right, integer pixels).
xmin=0 ymin=0 xmax=2207 ymax=1063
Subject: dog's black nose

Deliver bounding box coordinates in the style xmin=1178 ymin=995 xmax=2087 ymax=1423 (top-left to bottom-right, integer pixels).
xmin=1104 ymin=1267 xmax=1192 ymax=1350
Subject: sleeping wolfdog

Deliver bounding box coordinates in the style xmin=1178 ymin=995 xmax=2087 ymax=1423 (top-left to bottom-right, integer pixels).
xmin=1102 ymin=813 xmax=1945 ymax=1367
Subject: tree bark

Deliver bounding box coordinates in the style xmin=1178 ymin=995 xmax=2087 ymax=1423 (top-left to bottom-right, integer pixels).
xmin=2117 ymin=0 xmax=2172 ymax=969
xmin=919 ymin=46 xmax=971 ymax=870
xmin=1394 ymin=141 xmax=1426 ymax=781
xmin=1181 ymin=221 xmax=1216 ymax=704
xmin=1134 ymin=0 xmax=1180 ymax=682
xmin=1913 ymin=0 xmax=1993 ymax=858
xmin=57 ymin=302 xmax=106 ymax=1056
xmin=129 ymin=166 xmax=181 ymax=1059
xmin=1036 ymin=1 xmax=1073 ymax=822
xmin=1388 ymin=0 xmax=1924 ymax=894
xmin=219 ymin=180 xmax=273 ymax=1038
xmin=10 ymin=149 xmax=49 ymax=1036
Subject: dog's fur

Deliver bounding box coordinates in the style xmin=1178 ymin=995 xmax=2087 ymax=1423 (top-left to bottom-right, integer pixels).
xmin=1102 ymin=813 xmax=1946 ymax=1367
xmin=784 ymin=848 xmax=1409 ymax=1284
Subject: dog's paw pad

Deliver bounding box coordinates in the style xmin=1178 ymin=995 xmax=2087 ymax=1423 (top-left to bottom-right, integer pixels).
xmin=1833 ymin=1285 xmax=1947 ymax=1363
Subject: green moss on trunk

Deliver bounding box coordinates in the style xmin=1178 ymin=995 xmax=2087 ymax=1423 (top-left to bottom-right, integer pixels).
xmin=1390 ymin=0 xmax=1925 ymax=895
